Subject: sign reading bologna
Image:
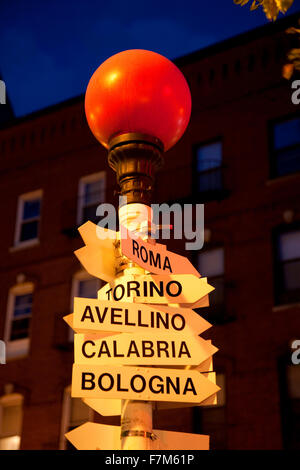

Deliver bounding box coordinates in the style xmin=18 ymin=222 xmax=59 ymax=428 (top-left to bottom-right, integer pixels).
xmin=72 ymin=364 xmax=220 ymax=403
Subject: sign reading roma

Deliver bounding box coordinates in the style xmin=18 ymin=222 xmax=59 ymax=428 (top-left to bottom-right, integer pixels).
xmin=120 ymin=227 xmax=200 ymax=277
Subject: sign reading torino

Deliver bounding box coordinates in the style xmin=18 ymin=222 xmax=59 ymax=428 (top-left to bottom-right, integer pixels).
xmin=72 ymin=364 xmax=220 ymax=403
xmin=120 ymin=227 xmax=200 ymax=276
xmin=72 ymin=298 xmax=212 ymax=335
xmin=74 ymin=332 xmax=217 ymax=366
xmin=98 ymin=274 xmax=214 ymax=305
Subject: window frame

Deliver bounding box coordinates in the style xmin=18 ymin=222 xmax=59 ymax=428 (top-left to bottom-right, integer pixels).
xmin=59 ymin=385 xmax=93 ymax=450
xmin=192 ymin=137 xmax=225 ymax=200
xmin=197 ymin=246 xmax=226 ymax=322
xmin=269 ymin=113 xmax=300 ymax=180
xmin=77 ymin=171 xmax=106 ymax=225
xmin=14 ymin=189 xmax=42 ymax=248
xmin=4 ymin=282 xmax=34 ymax=360
xmin=0 ymin=393 xmax=23 ymax=450
xmin=272 ymin=223 xmax=300 ymax=306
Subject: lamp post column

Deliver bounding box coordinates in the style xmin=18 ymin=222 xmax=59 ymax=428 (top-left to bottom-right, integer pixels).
xmin=109 ymin=134 xmax=163 ymax=450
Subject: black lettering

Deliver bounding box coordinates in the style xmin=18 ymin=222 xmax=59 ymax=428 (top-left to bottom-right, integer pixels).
xmin=178 ymin=341 xmax=191 ymax=358
xmin=127 ymin=341 xmax=140 ymax=357
xmin=156 ymin=311 xmax=169 ymax=330
xmin=149 ymin=280 xmax=164 ymax=297
xmin=98 ymin=373 xmax=114 ymax=391
xmin=157 ymin=341 xmax=169 ymax=358
xmin=140 ymin=246 xmax=148 ymax=263
xmin=127 ymin=281 xmax=140 ymax=298
xmin=131 ymin=374 xmax=146 ymax=393
xmin=95 ymin=306 xmax=108 ymax=323
xmin=82 ymin=340 xmax=95 ymax=358
xmin=183 ymin=378 xmax=197 ymax=395
xmin=81 ymin=306 xmax=94 ymax=322
xmin=82 ymin=372 xmax=95 ymax=390
xmin=98 ymin=341 xmax=111 ymax=357
xmin=166 ymin=376 xmax=180 ymax=394
xmin=149 ymin=375 xmax=164 ymax=393
xmin=166 ymin=281 xmax=182 ymax=297
xmin=142 ymin=341 xmax=154 ymax=357
xmin=113 ymin=284 xmax=125 ymax=301
xmin=149 ymin=250 xmax=161 ymax=268
xmin=163 ymin=256 xmax=172 ymax=273
xmin=171 ymin=314 xmax=185 ymax=331
xmin=111 ymin=307 xmax=123 ymax=324
xmin=132 ymin=239 xmax=139 ymax=257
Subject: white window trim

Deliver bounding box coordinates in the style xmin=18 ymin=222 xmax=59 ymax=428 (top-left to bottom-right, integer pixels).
xmin=4 ymin=282 xmax=34 ymax=360
xmin=59 ymin=386 xmax=93 ymax=450
xmin=69 ymin=271 xmax=100 ymax=342
xmin=0 ymin=393 xmax=23 ymax=449
xmin=14 ymin=189 xmax=42 ymax=248
xmin=77 ymin=171 xmax=106 ymax=225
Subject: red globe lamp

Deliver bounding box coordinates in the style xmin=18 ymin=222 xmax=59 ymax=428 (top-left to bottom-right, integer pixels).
xmin=85 ymin=49 xmax=191 ymax=204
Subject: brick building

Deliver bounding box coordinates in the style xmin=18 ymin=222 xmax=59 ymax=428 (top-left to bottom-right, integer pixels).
xmin=0 ymin=14 xmax=299 ymax=450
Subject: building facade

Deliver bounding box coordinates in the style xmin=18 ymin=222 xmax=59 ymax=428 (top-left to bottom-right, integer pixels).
xmin=0 ymin=14 xmax=299 ymax=450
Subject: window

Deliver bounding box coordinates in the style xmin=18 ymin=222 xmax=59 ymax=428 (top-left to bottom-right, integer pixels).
xmin=5 ymin=283 xmax=33 ymax=359
xmin=60 ymin=386 xmax=92 ymax=450
xmin=198 ymin=248 xmax=225 ymax=321
xmin=14 ymin=190 xmax=42 ymax=247
xmin=274 ymin=229 xmax=300 ymax=305
xmin=279 ymin=354 xmax=300 ymax=450
xmin=272 ymin=116 xmax=300 ymax=178
xmin=194 ymin=141 xmax=223 ymax=196
xmin=69 ymin=272 xmax=102 ymax=342
xmin=193 ymin=373 xmax=227 ymax=449
xmin=77 ymin=172 xmax=106 ymax=225
xmin=0 ymin=394 xmax=23 ymax=450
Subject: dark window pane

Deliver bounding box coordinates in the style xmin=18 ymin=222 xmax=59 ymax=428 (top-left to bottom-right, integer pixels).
xmin=10 ymin=317 xmax=31 ymax=340
xmin=197 ymin=142 xmax=222 ymax=172
xmin=78 ymin=279 xmax=100 ymax=298
xmin=283 ymin=260 xmax=300 ymax=291
xmin=198 ymin=167 xmax=222 ymax=192
xmin=14 ymin=293 xmax=32 ymax=318
xmin=82 ymin=204 xmax=100 ymax=224
xmin=274 ymin=118 xmax=300 ymax=150
xmin=276 ymin=146 xmax=300 ymax=177
xmin=20 ymin=220 xmax=39 ymax=242
xmin=23 ymin=199 xmax=40 ymax=220
xmin=209 ymin=277 xmax=225 ymax=307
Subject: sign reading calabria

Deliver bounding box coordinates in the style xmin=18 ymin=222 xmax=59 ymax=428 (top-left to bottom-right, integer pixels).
xmin=74 ymin=332 xmax=217 ymax=366
xmin=120 ymin=226 xmax=200 ymax=277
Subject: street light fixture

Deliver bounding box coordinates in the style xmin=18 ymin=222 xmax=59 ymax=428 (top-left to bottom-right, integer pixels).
xmin=84 ymin=49 xmax=192 ymax=450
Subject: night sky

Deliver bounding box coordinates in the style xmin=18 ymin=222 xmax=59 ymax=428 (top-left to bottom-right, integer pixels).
xmin=0 ymin=0 xmax=299 ymax=117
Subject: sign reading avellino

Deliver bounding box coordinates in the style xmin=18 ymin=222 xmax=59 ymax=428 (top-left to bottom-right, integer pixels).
xmin=72 ymin=298 xmax=212 ymax=336
xmin=74 ymin=332 xmax=217 ymax=366
xmin=120 ymin=226 xmax=200 ymax=277
xmin=72 ymin=364 xmax=220 ymax=403
xmin=98 ymin=274 xmax=214 ymax=305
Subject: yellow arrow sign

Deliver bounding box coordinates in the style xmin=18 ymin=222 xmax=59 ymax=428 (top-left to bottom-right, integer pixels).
xmin=70 ymin=298 xmax=212 ymax=336
xmin=120 ymin=226 xmax=200 ymax=277
xmin=65 ymin=421 xmax=209 ymax=450
xmin=74 ymin=221 xmax=117 ymax=283
xmin=82 ymin=358 xmax=217 ymax=416
xmin=74 ymin=332 xmax=217 ymax=366
xmin=98 ymin=274 xmax=214 ymax=305
xmin=72 ymin=364 xmax=220 ymax=404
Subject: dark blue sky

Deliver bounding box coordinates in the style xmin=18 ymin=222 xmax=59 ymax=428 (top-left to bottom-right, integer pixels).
xmin=0 ymin=0 xmax=299 ymax=117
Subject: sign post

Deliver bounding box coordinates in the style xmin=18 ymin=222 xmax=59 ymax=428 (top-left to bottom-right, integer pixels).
xmin=65 ymin=50 xmax=221 ymax=450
